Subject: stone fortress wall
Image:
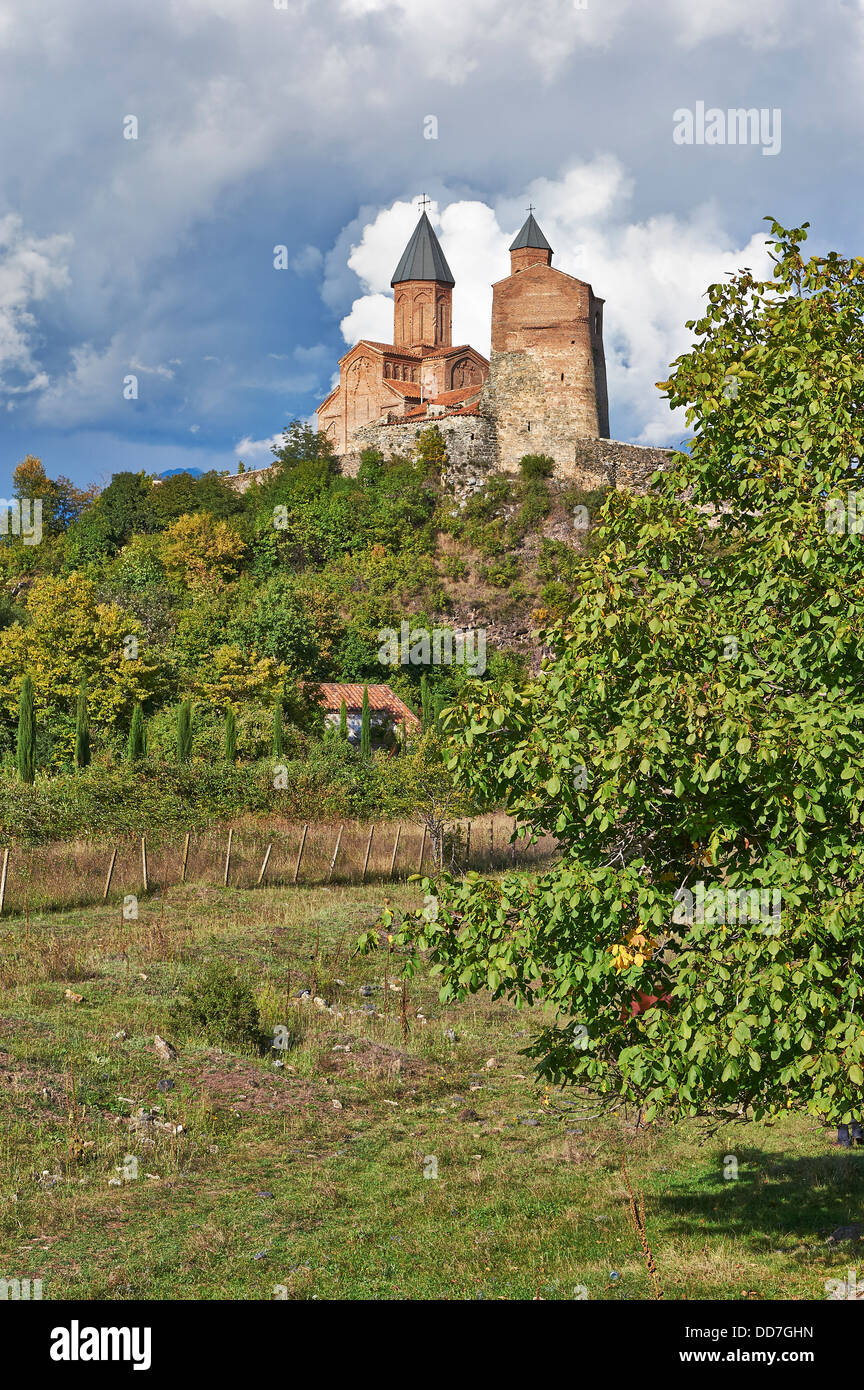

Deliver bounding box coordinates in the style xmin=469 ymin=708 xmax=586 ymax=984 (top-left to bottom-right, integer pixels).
xmin=348 ymin=414 xmax=672 ymax=497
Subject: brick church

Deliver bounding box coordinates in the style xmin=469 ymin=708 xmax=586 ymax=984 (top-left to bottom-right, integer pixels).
xmin=316 ymin=209 xmax=489 ymax=456
xmin=317 ymin=201 xmax=618 ymax=478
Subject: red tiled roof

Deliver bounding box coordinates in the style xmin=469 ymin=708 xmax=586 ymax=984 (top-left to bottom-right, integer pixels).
xmin=432 ymin=385 xmax=483 ymax=405
xmin=337 ymin=340 xmax=489 ymax=365
xmin=421 ymin=344 xmax=489 ymax=362
xmin=311 ymin=682 xmax=420 ymax=727
xmin=356 ymin=340 xmax=423 ymax=358
xmin=383 ymin=379 xmax=422 ymax=396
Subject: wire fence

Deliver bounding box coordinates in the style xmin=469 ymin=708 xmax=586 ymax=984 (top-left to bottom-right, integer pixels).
xmin=0 ymin=814 xmax=558 ymax=917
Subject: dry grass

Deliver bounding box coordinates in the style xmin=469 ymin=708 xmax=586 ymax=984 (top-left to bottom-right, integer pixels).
xmin=0 ymin=813 xmax=556 ymax=918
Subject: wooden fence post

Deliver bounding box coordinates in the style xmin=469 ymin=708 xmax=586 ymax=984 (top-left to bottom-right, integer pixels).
xmin=103 ymin=847 xmax=118 ymax=901
xmin=293 ymin=824 xmax=308 ymax=885
xmin=181 ymin=832 xmax=190 ymax=884
xmin=257 ymin=843 xmax=273 ymax=887
xmin=141 ymin=837 xmax=148 ymax=894
xmin=223 ymin=829 xmax=233 ymax=887
xmin=389 ymin=823 xmax=401 ymax=880
xmin=328 ymin=824 xmax=344 ymax=883
xmin=361 ymin=824 xmax=375 ymax=884
xmin=0 ymin=848 xmax=8 ymax=916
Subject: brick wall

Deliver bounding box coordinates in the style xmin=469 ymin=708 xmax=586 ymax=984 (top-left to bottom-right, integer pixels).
xmin=487 ymin=263 xmax=609 ymax=471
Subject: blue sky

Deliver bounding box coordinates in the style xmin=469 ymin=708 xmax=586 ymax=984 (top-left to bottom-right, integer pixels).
xmin=0 ymin=0 xmax=860 ymax=492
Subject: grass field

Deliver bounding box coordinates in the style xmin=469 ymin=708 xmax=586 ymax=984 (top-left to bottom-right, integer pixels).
xmin=0 ymin=877 xmax=861 ymax=1301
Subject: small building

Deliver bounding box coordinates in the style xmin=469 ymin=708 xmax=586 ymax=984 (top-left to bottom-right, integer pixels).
xmin=313 ymin=683 xmax=420 ymax=747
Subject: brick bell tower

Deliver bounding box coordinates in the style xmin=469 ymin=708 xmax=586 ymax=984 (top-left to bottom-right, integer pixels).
xmin=483 ymin=207 xmax=610 ymax=474
xmin=391 ymin=210 xmax=454 ymax=351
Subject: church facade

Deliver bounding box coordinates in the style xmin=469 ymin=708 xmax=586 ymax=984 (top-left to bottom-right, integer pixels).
xmin=316 ymin=211 xmax=489 ymax=457
xmin=316 ymin=205 xmax=667 ymax=487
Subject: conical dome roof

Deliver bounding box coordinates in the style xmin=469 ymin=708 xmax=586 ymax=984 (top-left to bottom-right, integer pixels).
xmin=391 ymin=212 xmax=455 ymax=287
xmin=509 ymin=212 xmax=552 ymax=253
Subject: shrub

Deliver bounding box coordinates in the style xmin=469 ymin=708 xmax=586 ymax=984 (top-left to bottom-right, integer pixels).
xmin=171 ymin=961 xmax=262 ymax=1051
xmin=512 ymin=478 xmax=550 ymax=533
xmin=441 ymin=553 xmax=468 ymax=582
xmin=481 ymin=555 xmax=520 ymax=587
xmin=518 ymin=454 xmax=555 ymax=480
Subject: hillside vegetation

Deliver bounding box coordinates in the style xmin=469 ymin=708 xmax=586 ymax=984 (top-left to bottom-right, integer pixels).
xmin=0 ymin=426 xmax=603 ymax=839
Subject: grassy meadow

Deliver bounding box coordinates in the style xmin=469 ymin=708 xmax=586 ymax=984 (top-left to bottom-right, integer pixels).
xmin=0 ymin=870 xmax=860 ymax=1302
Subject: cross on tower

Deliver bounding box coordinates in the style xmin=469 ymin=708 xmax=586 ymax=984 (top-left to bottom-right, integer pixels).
xmin=417 ymin=193 xmax=431 ymax=213
xmin=526 ymin=203 xmax=535 ymax=215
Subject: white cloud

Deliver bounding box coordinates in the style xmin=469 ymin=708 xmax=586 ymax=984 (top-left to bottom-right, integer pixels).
xmin=340 ymin=292 xmax=394 ymax=346
xmin=234 ymin=433 xmax=281 ymax=460
xmin=338 ymin=198 xmax=507 ymax=355
xmin=128 ymin=357 xmax=176 ymax=380
xmin=0 ymin=214 xmax=71 ymax=395
xmin=336 ymin=0 xmax=628 ymax=81
xmin=663 ymin=0 xmax=797 ymax=47
xmin=291 ymin=245 xmax=324 ymax=276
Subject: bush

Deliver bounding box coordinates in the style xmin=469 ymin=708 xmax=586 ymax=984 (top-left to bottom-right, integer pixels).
xmin=518 ymin=454 xmax=555 ymax=480
xmin=512 ymin=478 xmax=550 ymax=533
xmin=441 ymin=553 xmax=469 ymax=582
xmin=171 ymin=961 xmax=262 ymax=1051
xmin=481 ymin=554 xmax=520 ymax=587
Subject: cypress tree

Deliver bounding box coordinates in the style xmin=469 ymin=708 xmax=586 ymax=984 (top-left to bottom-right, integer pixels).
xmin=16 ymin=675 xmax=35 ymax=785
xmin=74 ymin=679 xmax=90 ymax=769
xmin=176 ymin=700 xmax=193 ymax=764
xmin=360 ymin=686 xmax=371 ymax=760
xmin=127 ymin=703 xmax=146 ymax=763
xmin=338 ymin=698 xmax=348 ymax=740
xmin=420 ymin=674 xmax=431 ymax=731
xmin=272 ymin=694 xmax=284 ymax=758
xmin=224 ymin=707 xmax=237 ymax=762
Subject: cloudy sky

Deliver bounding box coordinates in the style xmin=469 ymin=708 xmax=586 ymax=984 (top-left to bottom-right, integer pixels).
xmin=0 ymin=0 xmax=859 ymax=490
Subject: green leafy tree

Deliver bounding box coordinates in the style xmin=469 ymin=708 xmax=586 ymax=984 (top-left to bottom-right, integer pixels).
xmin=224 ymin=706 xmax=237 ymax=762
xmin=12 ymin=455 xmax=95 ymax=535
xmin=74 ymin=679 xmax=90 ymax=768
xmin=148 ymin=470 xmax=244 ymax=529
xmin=176 ymin=700 xmax=193 ymax=764
xmin=379 ymin=728 xmax=476 ymax=869
xmin=170 ymin=961 xmax=261 ymax=1050
xmin=65 ymin=471 xmax=154 ymax=563
xmin=389 ymin=220 xmax=864 ymax=1128
xmin=270 ymin=420 xmax=340 ymax=489
xmin=360 ymin=686 xmax=371 ymax=760
xmin=0 ymin=573 xmax=158 ymax=763
xmin=415 ymin=425 xmax=447 ymax=476
xmin=127 ymin=703 xmax=146 ymax=763
xmin=273 ymin=694 xmax=285 ymax=758
xmin=16 ymin=675 xmax=36 ymax=784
